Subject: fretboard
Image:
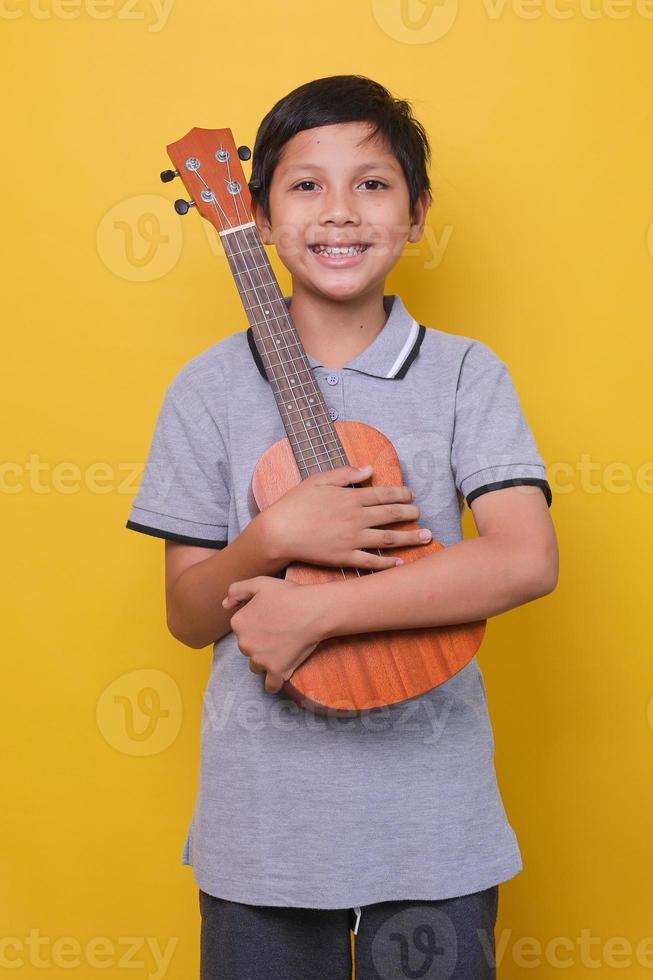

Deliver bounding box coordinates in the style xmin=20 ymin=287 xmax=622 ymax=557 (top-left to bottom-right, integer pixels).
xmin=220 ymin=223 xmax=350 ymax=477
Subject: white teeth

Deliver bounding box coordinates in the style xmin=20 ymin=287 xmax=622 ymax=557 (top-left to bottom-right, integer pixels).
xmin=311 ymin=244 xmax=368 ymax=256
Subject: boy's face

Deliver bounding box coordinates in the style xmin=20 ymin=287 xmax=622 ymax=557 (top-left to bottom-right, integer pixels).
xmin=252 ymin=121 xmax=430 ymax=303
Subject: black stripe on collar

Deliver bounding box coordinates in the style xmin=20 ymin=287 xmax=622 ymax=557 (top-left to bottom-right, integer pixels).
xmin=394 ymin=323 xmax=426 ymax=379
xmin=246 ymin=323 xmax=426 ymax=382
xmin=247 ymin=326 xmax=270 ymax=382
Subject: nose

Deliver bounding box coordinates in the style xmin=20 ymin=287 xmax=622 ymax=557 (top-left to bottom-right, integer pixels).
xmin=317 ymin=187 xmax=361 ymax=227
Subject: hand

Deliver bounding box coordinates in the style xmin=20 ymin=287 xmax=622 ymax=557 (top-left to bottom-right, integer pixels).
xmin=221 ymin=576 xmax=326 ymax=695
xmin=259 ymin=463 xmax=431 ymax=571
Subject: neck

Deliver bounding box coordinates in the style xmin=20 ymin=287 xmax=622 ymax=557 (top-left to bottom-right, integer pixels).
xmin=287 ymin=281 xmax=388 ymax=370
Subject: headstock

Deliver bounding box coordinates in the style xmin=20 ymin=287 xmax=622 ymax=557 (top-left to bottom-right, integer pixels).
xmin=161 ymin=127 xmax=253 ymax=234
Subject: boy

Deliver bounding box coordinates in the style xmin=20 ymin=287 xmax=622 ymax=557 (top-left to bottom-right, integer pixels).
xmin=126 ymin=75 xmax=557 ymax=980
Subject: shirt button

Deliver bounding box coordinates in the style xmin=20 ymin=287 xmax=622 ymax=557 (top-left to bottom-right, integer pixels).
xmin=328 ymin=408 xmax=339 ymax=421
xmin=326 ymin=373 xmax=340 ymax=386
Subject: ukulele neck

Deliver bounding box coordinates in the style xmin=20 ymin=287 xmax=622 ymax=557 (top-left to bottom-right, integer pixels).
xmin=220 ymin=222 xmax=348 ymax=477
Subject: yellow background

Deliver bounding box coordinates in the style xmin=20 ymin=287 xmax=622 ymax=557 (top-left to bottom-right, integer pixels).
xmin=3 ymin=1 xmax=652 ymax=977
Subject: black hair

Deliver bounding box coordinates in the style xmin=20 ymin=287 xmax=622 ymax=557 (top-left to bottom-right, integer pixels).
xmin=248 ymin=74 xmax=432 ymax=221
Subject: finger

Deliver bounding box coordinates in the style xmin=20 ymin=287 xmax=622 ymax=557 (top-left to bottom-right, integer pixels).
xmin=264 ymin=672 xmax=284 ymax=695
xmin=357 ymin=486 xmax=415 ymax=509
xmin=361 ymin=525 xmax=430 ymax=551
xmin=314 ymin=463 xmax=373 ymax=486
xmin=349 ymin=549 xmax=405 ymax=570
xmin=361 ymin=502 xmax=419 ymax=526
xmin=222 ymin=588 xmax=254 ymax=607
xmin=222 ymin=595 xmax=249 ymax=608
xmin=226 ymin=577 xmax=256 ymax=596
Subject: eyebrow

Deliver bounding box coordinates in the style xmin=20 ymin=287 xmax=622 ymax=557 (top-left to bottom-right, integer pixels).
xmin=281 ymin=160 xmax=398 ymax=175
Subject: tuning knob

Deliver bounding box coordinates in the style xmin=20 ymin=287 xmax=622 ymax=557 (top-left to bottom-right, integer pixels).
xmin=174 ymin=199 xmax=196 ymax=215
xmin=237 ymin=145 xmax=251 ymax=161
xmin=160 ymin=169 xmax=179 ymax=183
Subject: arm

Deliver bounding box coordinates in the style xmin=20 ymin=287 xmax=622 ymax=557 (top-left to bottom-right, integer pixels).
xmin=166 ymin=514 xmax=285 ymax=649
xmin=314 ymin=485 xmax=559 ymax=640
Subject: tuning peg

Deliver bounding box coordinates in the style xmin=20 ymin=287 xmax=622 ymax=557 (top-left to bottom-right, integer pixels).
xmin=160 ymin=169 xmax=179 ymax=183
xmin=237 ymin=145 xmax=251 ymax=161
xmin=174 ymin=199 xmax=196 ymax=215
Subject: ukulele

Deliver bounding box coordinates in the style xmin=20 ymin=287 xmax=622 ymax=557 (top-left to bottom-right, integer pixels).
xmin=161 ymin=127 xmax=486 ymax=718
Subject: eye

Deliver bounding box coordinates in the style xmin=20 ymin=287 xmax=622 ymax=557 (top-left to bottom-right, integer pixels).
xmin=359 ymin=179 xmax=388 ymax=190
xmin=292 ymin=180 xmax=319 ymax=191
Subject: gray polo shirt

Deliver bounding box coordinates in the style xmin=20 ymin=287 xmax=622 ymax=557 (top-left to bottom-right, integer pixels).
xmin=126 ymin=293 xmax=551 ymax=909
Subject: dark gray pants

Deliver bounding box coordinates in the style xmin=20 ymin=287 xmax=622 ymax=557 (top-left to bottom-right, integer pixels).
xmin=199 ymin=884 xmax=499 ymax=979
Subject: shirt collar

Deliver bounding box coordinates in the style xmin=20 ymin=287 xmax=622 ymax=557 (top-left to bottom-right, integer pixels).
xmin=246 ymin=294 xmax=425 ymax=382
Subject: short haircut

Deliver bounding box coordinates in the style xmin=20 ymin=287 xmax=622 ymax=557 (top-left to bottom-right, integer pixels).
xmin=248 ymin=74 xmax=432 ymax=221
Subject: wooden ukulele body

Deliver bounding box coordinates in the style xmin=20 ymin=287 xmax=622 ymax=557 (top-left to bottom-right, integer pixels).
xmin=251 ymin=420 xmax=486 ymax=717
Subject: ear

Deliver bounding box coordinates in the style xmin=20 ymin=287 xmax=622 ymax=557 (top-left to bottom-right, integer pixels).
xmin=407 ymin=190 xmax=432 ymax=243
xmin=251 ymin=198 xmax=273 ymax=245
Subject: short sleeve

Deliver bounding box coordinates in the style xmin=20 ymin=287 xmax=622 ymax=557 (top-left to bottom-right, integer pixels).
xmin=125 ymin=367 xmax=230 ymax=548
xmin=451 ymin=341 xmax=552 ymax=509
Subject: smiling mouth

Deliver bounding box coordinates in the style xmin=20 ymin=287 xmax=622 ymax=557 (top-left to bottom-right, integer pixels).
xmin=309 ymin=243 xmax=370 ymax=256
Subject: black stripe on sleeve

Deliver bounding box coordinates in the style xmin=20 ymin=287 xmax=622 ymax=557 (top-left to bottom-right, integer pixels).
xmin=125 ymin=520 xmax=228 ymax=549
xmin=466 ymin=478 xmax=552 ymax=509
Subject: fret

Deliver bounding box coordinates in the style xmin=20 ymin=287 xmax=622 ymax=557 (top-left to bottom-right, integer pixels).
xmin=231 ymin=262 xmax=277 ymax=276
xmin=286 ymin=425 xmax=335 ymax=445
xmin=279 ymin=409 xmax=339 ymax=435
xmin=257 ymin=338 xmax=304 ymax=358
xmin=224 ymin=233 xmax=271 ymax=258
xmin=247 ymin=297 xmax=292 ymax=313
xmin=227 ymin=243 xmax=273 ymax=262
xmin=247 ymin=310 xmax=293 ymax=334
xmin=287 ymin=426 xmax=339 ymax=447
xmin=237 ymin=282 xmax=282 ymax=296
xmin=225 ymin=259 xmax=274 ymax=280
xmin=291 ymin=440 xmax=343 ymax=470
xmin=246 ymin=311 xmax=298 ymax=341
xmin=257 ymin=349 xmax=312 ymax=372
xmin=288 ymin=434 xmax=343 ymax=455
xmin=263 ymin=375 xmax=318 ymax=398
xmin=254 ymin=337 xmax=311 ymax=365
xmin=282 ymin=403 xmax=330 ymax=424
xmin=280 ymin=408 xmax=336 ymax=431
xmin=259 ymin=372 xmax=319 ymax=394
xmin=271 ymin=382 xmax=322 ymax=403
xmin=273 ymin=402 xmax=333 ymax=422
xmin=290 ymin=446 xmax=347 ymax=465
xmin=228 ymin=243 xmax=272 ymax=268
